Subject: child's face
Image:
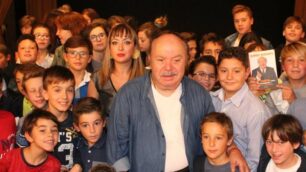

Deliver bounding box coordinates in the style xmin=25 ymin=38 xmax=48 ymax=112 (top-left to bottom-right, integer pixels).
xmin=15 ymin=71 xmax=25 ymax=95
xmin=283 ymin=21 xmax=305 ymax=43
xmin=90 ymin=27 xmax=108 ymax=52
xmin=56 ymin=27 xmax=72 ymax=45
xmin=64 ymin=47 xmax=91 ymax=72
xmin=190 ymin=62 xmax=216 ymax=91
xmin=33 ymin=27 xmax=51 ymax=50
xmin=25 ymin=118 xmax=58 ymax=152
xmin=17 ymin=39 xmax=38 ymax=64
xmin=75 ymin=111 xmax=105 ymax=147
xmin=282 ymin=54 xmax=306 ymax=81
xmin=21 ymin=25 xmax=32 ymax=35
xmin=218 ymin=58 xmax=249 ymax=99
xmin=187 ymin=40 xmax=197 ymax=61
xmin=202 ymin=41 xmax=222 ymax=61
xmin=233 ymin=11 xmax=253 ymax=35
xmin=138 ymin=31 xmax=150 ymax=53
xmin=201 ymin=122 xmax=232 ymax=163
xmin=265 ymin=131 xmax=300 ymax=169
xmin=24 ymin=77 xmax=46 ymax=109
xmin=43 ymin=81 xmax=74 ymax=114
xmin=0 ymin=52 xmax=10 ymax=69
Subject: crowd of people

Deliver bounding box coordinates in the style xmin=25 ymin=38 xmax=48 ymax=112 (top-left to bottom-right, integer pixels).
xmin=0 ymin=3 xmax=306 ymax=172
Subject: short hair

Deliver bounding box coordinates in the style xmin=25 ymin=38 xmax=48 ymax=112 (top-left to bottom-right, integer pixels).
xmin=283 ymin=16 xmax=305 ymax=31
xmin=19 ymin=15 xmax=36 ymax=29
xmin=14 ymin=63 xmax=41 ymax=77
xmin=82 ymin=8 xmax=100 ymax=22
xmin=82 ymin=22 xmax=109 ymax=41
xmin=90 ymin=163 xmax=116 ymax=172
xmin=43 ymin=65 xmax=75 ymax=90
xmin=280 ymin=41 xmax=306 ymax=63
xmin=180 ymin=32 xmax=197 ymax=42
xmin=21 ymin=64 xmax=45 ymax=92
xmin=64 ymin=35 xmax=93 ymax=55
xmin=188 ymin=55 xmax=217 ymax=76
xmin=107 ymin=15 xmax=126 ymax=28
xmin=238 ymin=31 xmax=263 ymax=48
xmin=245 ymin=43 xmax=267 ymax=53
xmin=138 ymin=22 xmax=160 ymax=41
xmin=0 ymin=43 xmax=10 ymax=56
xmin=73 ymin=97 xmax=105 ymax=124
xmin=218 ymin=47 xmax=249 ymax=68
xmin=16 ymin=34 xmax=38 ymax=51
xmin=262 ymin=114 xmax=303 ymax=145
xmin=55 ymin=11 xmax=88 ymax=36
xmin=22 ymin=109 xmax=59 ymax=134
xmin=201 ymin=112 xmax=234 ymax=139
xmin=200 ymin=32 xmax=225 ymax=54
xmin=232 ymin=4 xmax=253 ymax=18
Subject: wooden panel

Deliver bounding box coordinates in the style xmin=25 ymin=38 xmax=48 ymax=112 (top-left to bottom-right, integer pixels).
xmin=0 ymin=0 xmax=13 ymax=26
xmin=26 ymin=0 xmax=57 ymax=22
xmin=295 ymin=0 xmax=306 ymax=20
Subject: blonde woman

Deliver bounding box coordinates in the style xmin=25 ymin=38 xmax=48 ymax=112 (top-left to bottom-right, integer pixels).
xmin=88 ymin=23 xmax=144 ymax=116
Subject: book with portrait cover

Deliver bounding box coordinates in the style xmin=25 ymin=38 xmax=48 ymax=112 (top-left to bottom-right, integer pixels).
xmin=249 ymin=49 xmax=278 ymax=89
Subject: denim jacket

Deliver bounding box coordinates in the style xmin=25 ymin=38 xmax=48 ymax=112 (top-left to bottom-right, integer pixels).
xmin=106 ymin=72 xmax=215 ymax=172
xmin=225 ymin=32 xmax=273 ymax=49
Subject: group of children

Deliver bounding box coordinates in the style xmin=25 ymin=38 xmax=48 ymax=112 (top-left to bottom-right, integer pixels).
xmin=0 ymin=2 xmax=305 ymax=172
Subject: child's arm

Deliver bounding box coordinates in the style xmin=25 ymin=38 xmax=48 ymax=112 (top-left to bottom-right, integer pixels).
xmin=69 ymin=164 xmax=82 ymax=172
xmin=227 ymin=144 xmax=250 ymax=172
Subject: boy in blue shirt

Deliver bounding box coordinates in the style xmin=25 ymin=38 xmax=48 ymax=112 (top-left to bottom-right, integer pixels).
xmin=71 ymin=97 xmax=107 ymax=172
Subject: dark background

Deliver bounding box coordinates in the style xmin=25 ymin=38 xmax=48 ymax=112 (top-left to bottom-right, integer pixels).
xmin=15 ymin=0 xmax=295 ymax=47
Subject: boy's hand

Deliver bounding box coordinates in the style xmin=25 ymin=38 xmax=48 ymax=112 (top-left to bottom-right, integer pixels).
xmin=277 ymin=84 xmax=296 ymax=103
xmin=228 ymin=147 xmax=250 ymax=172
xmin=247 ymin=77 xmax=265 ymax=96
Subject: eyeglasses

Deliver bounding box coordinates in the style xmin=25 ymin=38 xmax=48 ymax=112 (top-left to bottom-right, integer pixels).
xmin=90 ymin=33 xmax=106 ymax=41
xmin=34 ymin=34 xmax=50 ymax=40
xmin=67 ymin=50 xmax=89 ymax=58
xmin=193 ymin=71 xmax=216 ymax=80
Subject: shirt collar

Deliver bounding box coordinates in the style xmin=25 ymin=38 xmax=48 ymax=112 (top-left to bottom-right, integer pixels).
xmin=75 ymin=71 xmax=91 ymax=89
xmin=212 ymin=82 xmax=249 ymax=107
xmin=77 ymin=130 xmax=106 ymax=149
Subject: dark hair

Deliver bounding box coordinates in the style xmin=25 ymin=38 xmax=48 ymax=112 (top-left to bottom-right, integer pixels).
xmin=21 ymin=64 xmax=45 ymax=93
xmin=188 ymin=55 xmax=217 ymax=76
xmin=43 ymin=65 xmax=75 ymax=90
xmin=22 ymin=109 xmax=59 ymax=134
xmin=90 ymin=163 xmax=116 ymax=172
xmin=73 ymin=97 xmax=105 ymax=124
xmin=232 ymin=4 xmax=253 ymax=18
xmin=200 ymin=32 xmax=224 ymax=54
xmin=107 ymin=15 xmax=126 ymax=28
xmin=0 ymin=43 xmax=10 ymax=56
xmin=238 ymin=31 xmax=263 ymax=48
xmin=138 ymin=22 xmax=160 ymax=41
xmin=19 ymin=15 xmax=36 ymax=29
xmin=283 ymin=16 xmax=305 ymax=31
xmin=82 ymin=8 xmax=100 ymax=23
xmin=180 ymin=32 xmax=197 ymax=42
xmin=82 ymin=22 xmax=109 ymax=41
xmin=245 ymin=43 xmax=267 ymax=53
xmin=201 ymin=112 xmax=234 ymax=139
xmin=64 ymin=35 xmax=93 ymax=55
xmin=262 ymin=114 xmax=303 ymax=145
xmin=16 ymin=34 xmax=38 ymax=50
xmin=218 ymin=47 xmax=249 ymax=68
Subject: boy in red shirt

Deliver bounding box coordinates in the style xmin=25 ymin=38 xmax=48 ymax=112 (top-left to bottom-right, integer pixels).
xmin=0 ymin=109 xmax=60 ymax=172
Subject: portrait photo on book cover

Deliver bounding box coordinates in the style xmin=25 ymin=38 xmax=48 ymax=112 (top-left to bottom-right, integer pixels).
xmin=249 ymin=49 xmax=278 ymax=89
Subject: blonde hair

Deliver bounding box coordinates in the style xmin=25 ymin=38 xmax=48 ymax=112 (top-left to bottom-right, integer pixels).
xmin=280 ymin=41 xmax=306 ymax=63
xmin=99 ymin=23 xmax=144 ymax=86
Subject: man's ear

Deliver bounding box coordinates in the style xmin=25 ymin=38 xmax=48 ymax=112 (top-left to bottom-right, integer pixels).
xmin=25 ymin=131 xmax=34 ymax=143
